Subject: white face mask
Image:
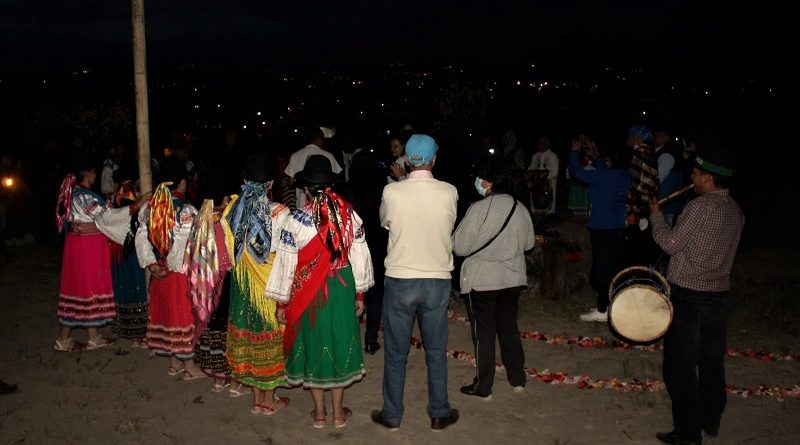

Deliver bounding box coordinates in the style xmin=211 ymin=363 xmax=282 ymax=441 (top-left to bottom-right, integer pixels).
xmin=474 ymin=177 xmax=488 ymax=197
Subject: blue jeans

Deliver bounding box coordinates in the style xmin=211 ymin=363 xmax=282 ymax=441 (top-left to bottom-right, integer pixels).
xmin=381 ymin=277 xmax=452 ymax=425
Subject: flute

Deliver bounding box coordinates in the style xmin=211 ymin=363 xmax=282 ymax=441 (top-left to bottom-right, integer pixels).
xmin=657 ymin=184 xmax=694 ymax=205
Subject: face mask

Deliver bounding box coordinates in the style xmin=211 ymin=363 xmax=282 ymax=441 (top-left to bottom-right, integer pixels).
xmin=474 ymin=177 xmax=488 ymax=197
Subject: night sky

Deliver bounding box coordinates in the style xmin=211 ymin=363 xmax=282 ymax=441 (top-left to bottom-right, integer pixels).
xmin=0 ymin=0 xmax=783 ymax=77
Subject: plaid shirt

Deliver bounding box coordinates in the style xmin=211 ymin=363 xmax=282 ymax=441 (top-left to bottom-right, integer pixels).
xmin=651 ymin=189 xmax=744 ymax=292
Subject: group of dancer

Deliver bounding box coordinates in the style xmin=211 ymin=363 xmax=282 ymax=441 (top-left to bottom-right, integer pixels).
xmin=54 ymin=150 xmax=372 ymax=428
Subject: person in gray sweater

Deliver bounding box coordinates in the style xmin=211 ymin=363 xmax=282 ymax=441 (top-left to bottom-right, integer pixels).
xmin=453 ymin=156 xmax=535 ymax=399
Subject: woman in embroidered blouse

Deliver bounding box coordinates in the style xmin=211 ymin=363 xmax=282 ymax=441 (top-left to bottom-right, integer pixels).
xmin=222 ymin=154 xmax=293 ymax=414
xmin=54 ymin=156 xmax=149 ymax=352
xmin=135 ymin=159 xmax=204 ymax=379
xmin=266 ymin=154 xmax=374 ymax=429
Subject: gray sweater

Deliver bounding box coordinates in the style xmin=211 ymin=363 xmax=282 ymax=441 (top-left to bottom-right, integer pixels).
xmin=453 ymin=194 xmax=535 ymax=294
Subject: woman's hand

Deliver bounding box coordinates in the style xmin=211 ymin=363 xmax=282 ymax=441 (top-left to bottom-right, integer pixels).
xmin=147 ymin=263 xmax=167 ymax=280
xmin=276 ymin=308 xmax=287 ymax=325
xmin=355 ymin=300 xmax=365 ymax=317
xmin=390 ymin=162 xmax=405 ymax=180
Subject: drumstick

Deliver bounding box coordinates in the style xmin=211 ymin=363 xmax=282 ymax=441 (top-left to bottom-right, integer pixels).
xmin=657 ymin=184 xmax=694 ymax=206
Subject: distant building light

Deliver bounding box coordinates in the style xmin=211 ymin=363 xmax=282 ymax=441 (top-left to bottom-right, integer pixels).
xmin=488 ymin=148 xmax=495 ymax=155
xmin=262 ymin=121 xmax=266 ymax=125
xmin=243 ymin=125 xmax=247 ymax=129
xmin=217 ymin=104 xmax=222 ymax=108
xmin=517 ymin=81 xmax=521 ymax=86
xmin=257 ymin=111 xmax=262 ymax=116
xmin=642 ymin=111 xmax=647 ymax=115
xmin=293 ymin=129 xmax=298 ymax=133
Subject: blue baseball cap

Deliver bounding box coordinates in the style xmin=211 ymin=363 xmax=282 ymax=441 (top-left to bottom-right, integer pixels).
xmin=627 ymin=125 xmax=653 ymax=142
xmin=405 ymin=134 xmax=438 ymax=166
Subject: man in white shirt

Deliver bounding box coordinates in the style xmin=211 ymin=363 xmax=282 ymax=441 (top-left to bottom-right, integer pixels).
xmin=100 ymin=144 xmax=125 ymax=197
xmin=284 ymin=127 xmax=343 ymax=209
xmin=371 ymin=134 xmax=460 ymax=432
xmin=527 ymin=136 xmax=559 ymax=214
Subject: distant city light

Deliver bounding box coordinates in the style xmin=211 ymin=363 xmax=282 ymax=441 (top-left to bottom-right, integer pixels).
xmin=217 ymin=104 xmax=221 ymax=108
xmin=488 ymin=148 xmax=495 ymax=154
xmin=242 ymin=125 xmax=247 ymax=129
xmin=386 ymin=130 xmax=391 ymax=135
xmin=517 ymin=81 xmax=521 ymax=86
xmin=642 ymin=111 xmax=647 ymax=115
xmin=261 ymin=121 xmax=266 ymax=125
xmin=193 ymin=105 xmax=199 ymax=109
xmin=257 ymin=111 xmax=262 ymax=116
xmin=194 ymin=87 xmax=198 ymax=92
xmin=293 ymin=129 xmax=298 ymax=133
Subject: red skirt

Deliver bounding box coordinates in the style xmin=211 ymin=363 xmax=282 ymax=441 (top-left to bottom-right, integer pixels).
xmin=146 ymin=270 xmax=196 ymax=359
xmin=58 ymin=231 xmax=116 ymax=328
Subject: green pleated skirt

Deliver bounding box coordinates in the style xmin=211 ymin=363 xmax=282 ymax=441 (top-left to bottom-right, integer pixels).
xmin=285 ymin=265 xmax=366 ymax=388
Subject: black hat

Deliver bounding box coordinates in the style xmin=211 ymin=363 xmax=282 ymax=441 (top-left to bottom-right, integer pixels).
xmin=244 ymin=153 xmax=274 ymax=182
xmin=67 ymin=152 xmax=98 ymax=175
xmin=297 ymin=154 xmax=337 ymax=186
xmin=694 ymin=142 xmax=735 ymax=177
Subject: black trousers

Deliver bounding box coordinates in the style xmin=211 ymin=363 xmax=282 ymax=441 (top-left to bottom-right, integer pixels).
xmin=662 ymin=285 xmax=728 ymax=442
xmin=464 ymin=287 xmax=526 ymax=394
xmin=364 ymin=270 xmax=384 ymax=345
xmin=589 ymin=228 xmax=626 ymax=313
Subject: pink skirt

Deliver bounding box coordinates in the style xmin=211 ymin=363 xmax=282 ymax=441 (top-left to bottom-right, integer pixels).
xmin=58 ymin=231 xmax=116 ymax=328
xmin=146 ymin=271 xmax=196 ymax=359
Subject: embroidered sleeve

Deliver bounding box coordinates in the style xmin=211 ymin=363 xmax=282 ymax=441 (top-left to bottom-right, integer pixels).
xmin=348 ymin=210 xmax=374 ymax=292
xmin=134 ymin=203 xmax=157 ymax=268
xmin=167 ymin=204 xmax=197 ymax=272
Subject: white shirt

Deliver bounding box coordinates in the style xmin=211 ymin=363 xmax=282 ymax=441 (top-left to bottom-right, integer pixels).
xmin=528 ymin=149 xmax=560 ymax=180
xmin=284 ymin=144 xmax=343 ymax=207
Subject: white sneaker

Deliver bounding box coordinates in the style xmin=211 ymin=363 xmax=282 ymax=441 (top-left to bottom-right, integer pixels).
xmin=579 ymin=308 xmax=608 ymax=322
xmin=512 ymin=386 xmax=525 ymax=394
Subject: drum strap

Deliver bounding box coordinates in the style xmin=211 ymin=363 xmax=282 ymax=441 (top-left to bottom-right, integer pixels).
xmin=466 ymin=199 xmax=518 ymax=258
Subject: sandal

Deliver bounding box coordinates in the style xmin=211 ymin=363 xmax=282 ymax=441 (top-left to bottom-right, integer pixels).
xmin=182 ymin=369 xmax=205 ymax=381
xmin=311 ymin=409 xmax=327 ymax=428
xmin=211 ymin=381 xmax=230 ymax=393
xmin=86 ymin=336 xmax=115 ymax=350
xmin=54 ymin=338 xmax=85 ymax=352
xmin=333 ymin=407 xmax=353 ymax=428
xmin=261 ymin=396 xmax=289 ymax=416
xmin=167 ymin=366 xmax=185 ymax=376
xmin=229 ymin=383 xmax=250 ymax=397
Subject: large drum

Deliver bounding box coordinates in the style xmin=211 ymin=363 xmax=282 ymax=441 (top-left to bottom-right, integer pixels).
xmin=607 ymin=266 xmax=672 ymax=343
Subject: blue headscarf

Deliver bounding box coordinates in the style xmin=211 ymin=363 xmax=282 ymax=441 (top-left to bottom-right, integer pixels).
xmin=225 ymin=182 xmax=273 ymax=263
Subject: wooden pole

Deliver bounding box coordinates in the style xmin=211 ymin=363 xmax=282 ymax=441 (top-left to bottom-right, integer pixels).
xmin=132 ymin=0 xmax=152 ymax=194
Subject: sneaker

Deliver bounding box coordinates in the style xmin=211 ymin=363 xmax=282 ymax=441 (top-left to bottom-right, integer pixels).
xmin=579 ymin=308 xmax=608 ymax=322
xmin=512 ymin=386 xmax=525 ymax=394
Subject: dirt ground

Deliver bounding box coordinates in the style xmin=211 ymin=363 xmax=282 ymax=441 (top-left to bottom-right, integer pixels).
xmin=1 ymin=238 xmax=798 ymax=445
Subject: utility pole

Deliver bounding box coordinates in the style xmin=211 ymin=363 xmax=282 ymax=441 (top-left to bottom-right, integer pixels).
xmin=132 ymin=0 xmax=152 ymax=194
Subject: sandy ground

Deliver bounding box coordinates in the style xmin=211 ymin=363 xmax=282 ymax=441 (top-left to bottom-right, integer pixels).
xmin=1 ymin=243 xmax=798 ymax=445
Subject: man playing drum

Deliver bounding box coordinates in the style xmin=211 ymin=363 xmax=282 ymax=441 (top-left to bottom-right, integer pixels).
xmin=649 ymin=143 xmax=744 ymax=445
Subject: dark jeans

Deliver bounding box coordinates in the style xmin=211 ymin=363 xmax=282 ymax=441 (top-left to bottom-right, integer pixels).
xmin=589 ymin=228 xmax=625 ymax=313
xmin=663 ymin=285 xmax=728 ymax=442
xmin=464 ymin=288 xmax=526 ymax=394
xmin=381 ymin=277 xmax=452 ymax=424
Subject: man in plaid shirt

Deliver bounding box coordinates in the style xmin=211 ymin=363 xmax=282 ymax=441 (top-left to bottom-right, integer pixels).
xmin=649 ymin=143 xmax=744 ymax=445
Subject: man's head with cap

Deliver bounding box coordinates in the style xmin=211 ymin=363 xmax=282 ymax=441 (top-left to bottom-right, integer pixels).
xmin=693 ymin=142 xmax=735 ymax=190
xmin=404 ymin=134 xmax=438 ymax=168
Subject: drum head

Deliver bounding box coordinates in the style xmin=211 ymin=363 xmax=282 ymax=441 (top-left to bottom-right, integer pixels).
xmin=609 ymin=285 xmax=672 ymax=343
